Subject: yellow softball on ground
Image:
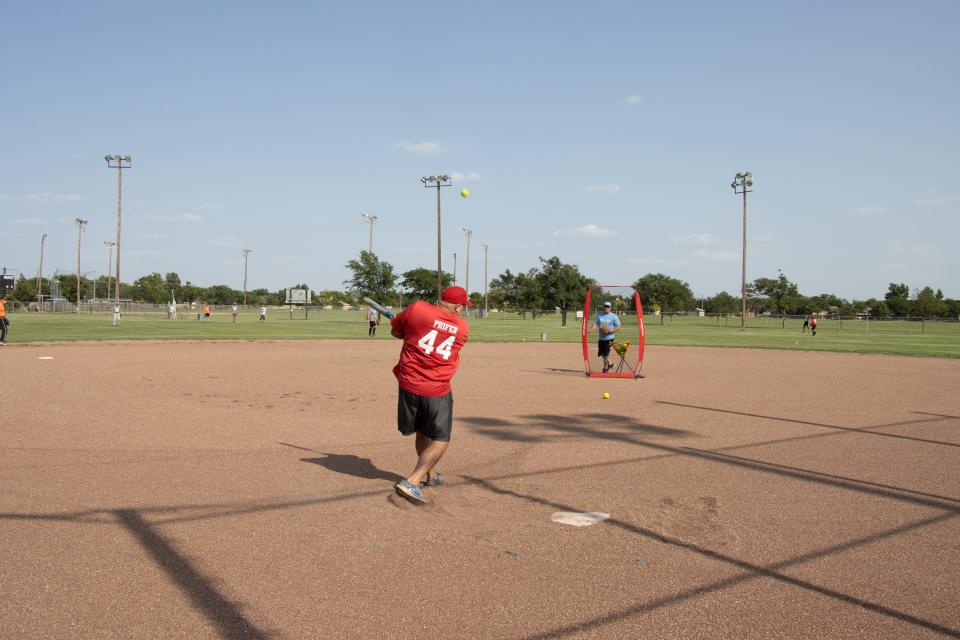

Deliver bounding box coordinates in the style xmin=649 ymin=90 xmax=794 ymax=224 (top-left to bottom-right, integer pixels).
xmin=460 ymin=188 xmax=470 ymax=198
xmin=602 ymin=392 xmax=610 ymax=400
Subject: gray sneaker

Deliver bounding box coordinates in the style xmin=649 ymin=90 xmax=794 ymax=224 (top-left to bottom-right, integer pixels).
xmin=394 ymin=479 xmax=428 ymax=504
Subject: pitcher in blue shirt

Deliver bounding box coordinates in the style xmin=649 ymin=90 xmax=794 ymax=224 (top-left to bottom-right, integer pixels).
xmin=590 ymin=301 xmax=621 ymax=372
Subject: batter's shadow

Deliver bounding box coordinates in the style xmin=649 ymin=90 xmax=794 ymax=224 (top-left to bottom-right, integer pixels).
xmin=302 ymin=454 xmax=404 ymax=483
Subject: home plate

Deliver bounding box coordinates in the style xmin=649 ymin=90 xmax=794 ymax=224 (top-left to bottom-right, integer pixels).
xmin=551 ymin=512 xmax=610 ymax=527
xmin=38 ymin=356 xmax=54 ymax=360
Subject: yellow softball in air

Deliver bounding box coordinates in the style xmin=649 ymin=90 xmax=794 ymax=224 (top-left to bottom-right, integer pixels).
xmin=602 ymin=392 xmax=610 ymax=400
xmin=460 ymin=188 xmax=470 ymax=198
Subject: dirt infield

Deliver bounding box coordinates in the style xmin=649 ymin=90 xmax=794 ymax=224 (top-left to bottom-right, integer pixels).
xmin=2 ymin=340 xmax=959 ymax=639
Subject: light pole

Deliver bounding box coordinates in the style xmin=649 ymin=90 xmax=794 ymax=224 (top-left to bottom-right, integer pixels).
xmin=360 ymin=213 xmax=378 ymax=254
xmin=452 ymin=253 xmax=457 ymax=285
xmin=75 ymin=218 xmax=88 ymax=310
xmin=37 ymin=233 xmax=47 ymax=311
xmin=730 ymin=171 xmax=754 ymax=331
xmin=104 ymin=241 xmax=115 ymax=304
xmin=482 ymin=243 xmax=489 ymax=317
xmin=463 ymin=227 xmax=472 ymax=300
xmin=242 ymin=248 xmax=252 ymax=305
xmin=420 ymin=175 xmax=451 ymax=300
xmin=105 ymin=154 xmax=131 ymax=305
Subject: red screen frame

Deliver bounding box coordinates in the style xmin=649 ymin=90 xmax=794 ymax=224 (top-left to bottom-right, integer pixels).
xmin=581 ymin=284 xmax=645 ymax=378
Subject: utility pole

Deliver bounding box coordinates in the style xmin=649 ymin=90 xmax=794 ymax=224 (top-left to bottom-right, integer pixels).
xmin=104 ymin=241 xmax=115 ymax=304
xmin=360 ymin=213 xmax=378 ymax=254
xmin=105 ymin=155 xmax=131 ymax=305
xmin=463 ymin=228 xmax=472 ymax=300
xmin=242 ymin=248 xmax=252 ymax=305
xmin=482 ymin=243 xmax=489 ymax=317
xmin=452 ymin=253 xmax=457 ymax=285
xmin=730 ymin=172 xmax=754 ymax=331
xmin=420 ymin=175 xmax=451 ymax=300
xmin=37 ymin=233 xmax=47 ymax=311
xmin=75 ymin=218 xmax=88 ymax=310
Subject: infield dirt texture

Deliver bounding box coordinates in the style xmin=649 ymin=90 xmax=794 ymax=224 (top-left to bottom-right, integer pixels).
xmin=2 ymin=341 xmax=959 ymax=639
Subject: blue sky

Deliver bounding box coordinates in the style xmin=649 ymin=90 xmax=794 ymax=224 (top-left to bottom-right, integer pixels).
xmin=2 ymin=1 xmax=957 ymax=300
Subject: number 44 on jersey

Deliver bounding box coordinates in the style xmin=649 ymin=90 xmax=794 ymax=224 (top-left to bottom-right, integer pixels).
xmin=417 ymin=330 xmax=456 ymax=360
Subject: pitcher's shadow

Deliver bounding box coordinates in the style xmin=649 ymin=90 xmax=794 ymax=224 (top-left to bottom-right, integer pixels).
xmin=302 ymin=453 xmax=404 ymax=483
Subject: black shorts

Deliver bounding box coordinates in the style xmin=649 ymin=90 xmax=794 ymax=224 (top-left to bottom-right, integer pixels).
xmin=369 ymin=320 xmax=378 ymax=328
xmin=597 ymin=339 xmax=613 ymax=357
xmin=397 ymin=389 xmax=453 ymax=442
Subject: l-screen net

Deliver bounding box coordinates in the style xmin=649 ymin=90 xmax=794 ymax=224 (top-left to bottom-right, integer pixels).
xmin=581 ymin=284 xmax=645 ymax=378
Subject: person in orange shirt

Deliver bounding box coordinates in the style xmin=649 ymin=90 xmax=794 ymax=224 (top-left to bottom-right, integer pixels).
xmin=0 ymin=294 xmax=8 ymax=345
xmin=203 ymin=303 xmax=211 ymax=321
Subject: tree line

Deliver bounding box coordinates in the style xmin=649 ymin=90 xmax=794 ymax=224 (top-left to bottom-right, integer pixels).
xmin=10 ymin=254 xmax=958 ymax=320
xmin=344 ymin=253 xmax=959 ymax=320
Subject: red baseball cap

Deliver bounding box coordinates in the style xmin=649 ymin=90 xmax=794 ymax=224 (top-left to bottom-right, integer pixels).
xmin=441 ymin=286 xmax=473 ymax=307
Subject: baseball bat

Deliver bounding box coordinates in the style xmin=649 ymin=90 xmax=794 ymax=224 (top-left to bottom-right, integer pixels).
xmin=362 ymin=296 xmax=393 ymax=319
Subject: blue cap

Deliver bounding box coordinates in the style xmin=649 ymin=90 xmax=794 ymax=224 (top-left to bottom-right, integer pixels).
xmin=603 ymin=301 xmax=612 ymax=307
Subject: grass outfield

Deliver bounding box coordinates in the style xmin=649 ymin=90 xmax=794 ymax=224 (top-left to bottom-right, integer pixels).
xmin=6 ymin=310 xmax=960 ymax=358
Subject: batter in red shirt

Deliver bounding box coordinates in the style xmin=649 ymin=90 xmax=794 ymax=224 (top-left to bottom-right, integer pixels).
xmin=390 ymin=286 xmax=471 ymax=504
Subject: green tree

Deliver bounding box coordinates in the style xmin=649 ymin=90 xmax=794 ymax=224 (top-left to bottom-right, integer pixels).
xmin=248 ymin=288 xmax=272 ymax=305
xmin=806 ymin=293 xmax=845 ymax=316
xmin=490 ymin=268 xmax=544 ymax=316
xmin=12 ymin=274 xmax=41 ymax=305
xmin=884 ymin=282 xmax=911 ymax=317
xmin=863 ymin=298 xmax=889 ymax=317
xmin=634 ymin=273 xmax=696 ymax=312
xmin=179 ymin=281 xmax=202 ymax=304
xmin=704 ymin=291 xmax=740 ymax=314
xmin=344 ymin=251 xmax=397 ymax=303
xmin=53 ymin=273 xmax=77 ymax=303
xmin=400 ymin=268 xmax=453 ymax=302
xmin=489 ymin=269 xmax=519 ymax=309
xmin=132 ymin=273 xmax=168 ymax=304
xmin=943 ymin=299 xmax=960 ymax=319
xmin=94 ymin=275 xmax=112 ymax=300
xmin=751 ymin=271 xmax=800 ymax=314
xmin=515 ymin=270 xmax=542 ymax=316
xmin=912 ymin=286 xmax=946 ymax=318
xmin=165 ymin=272 xmax=182 ymax=301
xmin=205 ymin=284 xmax=239 ymax=305
xmin=534 ymin=256 xmax=593 ymax=326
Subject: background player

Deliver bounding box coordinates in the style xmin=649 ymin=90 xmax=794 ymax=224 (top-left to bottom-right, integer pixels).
xmin=389 ymin=286 xmax=471 ymax=504
xmin=367 ymin=304 xmax=380 ymax=337
xmin=0 ymin=294 xmax=8 ymax=345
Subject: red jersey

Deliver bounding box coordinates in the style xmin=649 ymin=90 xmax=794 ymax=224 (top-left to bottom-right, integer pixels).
xmin=391 ymin=300 xmax=469 ymax=397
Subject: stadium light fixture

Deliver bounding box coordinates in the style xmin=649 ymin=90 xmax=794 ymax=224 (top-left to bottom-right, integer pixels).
xmin=731 ymin=171 xmax=754 ymax=331
xmin=360 ymin=213 xmax=378 ymax=254
xmin=105 ymin=154 xmax=132 ymax=305
xmin=421 ymin=174 xmax=451 ymax=300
